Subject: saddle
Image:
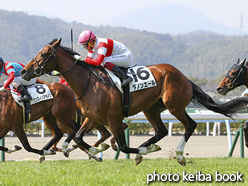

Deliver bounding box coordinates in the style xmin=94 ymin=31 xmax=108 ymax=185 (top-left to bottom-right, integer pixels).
xmin=10 ymin=83 xmax=54 ymax=125
xmin=82 ymin=63 xmax=157 ymax=118
xmin=84 ymin=64 xmax=131 ymax=118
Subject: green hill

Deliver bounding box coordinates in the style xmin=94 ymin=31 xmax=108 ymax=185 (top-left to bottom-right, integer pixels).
xmin=0 ymin=9 xmax=247 ymax=82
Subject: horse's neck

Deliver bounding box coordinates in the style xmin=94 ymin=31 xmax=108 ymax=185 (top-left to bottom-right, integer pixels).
xmin=58 ymin=58 xmax=91 ymax=99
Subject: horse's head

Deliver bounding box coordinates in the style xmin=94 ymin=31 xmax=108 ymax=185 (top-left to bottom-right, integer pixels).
xmin=216 ymin=58 xmax=247 ymax=95
xmin=21 ymin=38 xmax=62 ymax=81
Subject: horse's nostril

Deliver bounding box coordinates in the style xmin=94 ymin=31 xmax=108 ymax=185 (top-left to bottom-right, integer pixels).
xmin=216 ymin=87 xmax=223 ymax=91
xmin=21 ymin=69 xmax=26 ymax=75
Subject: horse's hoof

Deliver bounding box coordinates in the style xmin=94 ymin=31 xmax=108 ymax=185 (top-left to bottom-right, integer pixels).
xmin=72 ymin=145 xmax=78 ymax=149
xmin=179 ymin=157 xmax=186 ymax=166
xmin=97 ymin=157 xmax=103 ymax=162
xmin=50 ymin=149 xmax=56 ymax=155
xmin=100 ymin=143 xmax=110 ymax=150
xmin=63 ymin=150 xmax=69 ymax=158
xmin=43 ymin=149 xmax=56 ymax=155
xmin=14 ymin=145 xmax=22 ymax=151
xmin=134 ymin=154 xmax=143 ymax=165
xmin=154 ymin=144 xmax=161 ymax=151
xmin=112 ymin=145 xmax=118 ymax=151
xmin=39 ymin=156 xmax=45 ymax=163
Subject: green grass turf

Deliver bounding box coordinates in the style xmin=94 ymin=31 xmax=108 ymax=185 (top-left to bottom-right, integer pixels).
xmin=0 ymin=158 xmax=246 ymax=186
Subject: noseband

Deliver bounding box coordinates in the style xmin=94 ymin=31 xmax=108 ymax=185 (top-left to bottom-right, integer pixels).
xmin=33 ymin=44 xmax=57 ymax=75
xmin=225 ymin=64 xmax=246 ymax=88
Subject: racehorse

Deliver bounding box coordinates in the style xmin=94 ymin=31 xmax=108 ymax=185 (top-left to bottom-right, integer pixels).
xmin=0 ymin=79 xmax=109 ymax=162
xmin=21 ymin=38 xmax=248 ymax=165
xmin=216 ymin=58 xmax=248 ymax=148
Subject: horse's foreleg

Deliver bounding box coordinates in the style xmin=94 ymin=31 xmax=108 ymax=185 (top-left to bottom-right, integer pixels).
xmin=75 ymin=119 xmax=109 ymax=153
xmin=12 ymin=126 xmax=55 ymax=156
xmin=108 ymin=120 xmax=139 ymax=154
xmin=74 ymin=119 xmax=103 ymax=161
xmin=140 ymin=109 xmax=168 ymax=147
xmin=60 ymin=120 xmax=81 ymax=158
xmin=0 ymin=128 xmax=22 ymax=153
xmin=133 ymin=109 xmax=166 ymax=165
xmin=93 ymin=125 xmax=111 ymax=147
xmin=110 ymin=122 xmax=128 ymax=151
xmin=38 ymin=116 xmax=64 ymax=162
xmin=174 ymin=112 xmax=197 ymax=166
xmin=41 ymin=116 xmax=64 ymax=151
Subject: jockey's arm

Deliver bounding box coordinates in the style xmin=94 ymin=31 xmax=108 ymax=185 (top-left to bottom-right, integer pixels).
xmin=3 ymin=71 xmax=15 ymax=88
xmin=85 ymin=54 xmax=104 ymax=66
xmin=84 ymin=44 xmax=107 ymax=66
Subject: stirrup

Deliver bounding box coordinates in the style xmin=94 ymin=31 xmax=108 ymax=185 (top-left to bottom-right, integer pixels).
xmin=121 ymin=77 xmax=132 ymax=87
xmin=18 ymin=96 xmax=32 ymax=102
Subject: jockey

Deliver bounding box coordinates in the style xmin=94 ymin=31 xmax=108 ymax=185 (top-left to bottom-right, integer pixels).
xmin=75 ymin=30 xmax=133 ymax=87
xmin=53 ymin=71 xmax=69 ymax=86
xmin=0 ymin=57 xmax=35 ymax=102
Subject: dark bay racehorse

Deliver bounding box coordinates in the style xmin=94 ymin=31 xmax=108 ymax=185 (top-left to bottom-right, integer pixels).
xmin=21 ymin=38 xmax=248 ymax=165
xmin=216 ymin=58 xmax=248 ymax=148
xmin=0 ymin=79 xmax=108 ymax=162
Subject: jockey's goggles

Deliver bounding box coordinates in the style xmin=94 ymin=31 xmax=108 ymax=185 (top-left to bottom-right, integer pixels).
xmin=82 ymin=42 xmax=88 ymax=48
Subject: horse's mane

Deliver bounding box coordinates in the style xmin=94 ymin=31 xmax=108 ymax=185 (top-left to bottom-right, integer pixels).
xmin=49 ymin=38 xmax=100 ymax=69
xmin=49 ymin=38 xmax=80 ymax=56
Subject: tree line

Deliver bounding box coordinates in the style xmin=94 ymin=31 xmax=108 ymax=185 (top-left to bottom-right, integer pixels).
xmin=0 ymin=9 xmax=247 ymax=97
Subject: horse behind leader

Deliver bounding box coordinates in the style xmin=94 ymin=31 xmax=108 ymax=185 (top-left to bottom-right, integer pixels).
xmin=21 ymin=38 xmax=248 ymax=166
xmin=0 ymin=79 xmax=109 ymax=162
xmin=216 ymin=58 xmax=248 ymax=148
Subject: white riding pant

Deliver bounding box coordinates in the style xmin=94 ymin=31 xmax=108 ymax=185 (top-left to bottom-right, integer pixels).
xmin=102 ymin=50 xmax=134 ymax=68
xmin=10 ymin=76 xmax=36 ymax=88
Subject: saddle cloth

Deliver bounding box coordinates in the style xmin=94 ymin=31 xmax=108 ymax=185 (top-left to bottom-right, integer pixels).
xmin=105 ymin=66 xmax=157 ymax=93
xmin=10 ymin=84 xmax=54 ymax=107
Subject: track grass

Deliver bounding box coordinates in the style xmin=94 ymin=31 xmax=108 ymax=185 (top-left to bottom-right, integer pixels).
xmin=0 ymin=157 xmax=246 ymax=186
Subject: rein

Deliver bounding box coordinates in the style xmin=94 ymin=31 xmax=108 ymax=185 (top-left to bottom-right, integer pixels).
xmin=76 ymin=67 xmax=92 ymax=100
xmin=33 ymin=43 xmax=98 ymax=100
xmin=33 ymin=44 xmax=57 ymax=75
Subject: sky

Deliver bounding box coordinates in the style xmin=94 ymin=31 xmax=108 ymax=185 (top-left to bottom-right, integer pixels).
xmin=1 ymin=0 xmax=248 ymax=31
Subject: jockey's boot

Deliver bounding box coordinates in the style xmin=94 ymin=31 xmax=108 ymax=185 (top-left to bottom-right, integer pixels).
xmin=110 ymin=65 xmax=132 ymax=87
xmin=16 ymin=85 xmax=32 ymax=102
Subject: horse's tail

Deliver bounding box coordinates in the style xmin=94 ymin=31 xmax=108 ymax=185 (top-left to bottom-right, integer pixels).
xmin=190 ymin=80 xmax=248 ymax=118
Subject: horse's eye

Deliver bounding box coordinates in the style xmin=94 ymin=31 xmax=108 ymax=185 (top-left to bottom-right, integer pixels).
xmin=41 ymin=53 xmax=46 ymax=57
xmin=231 ymin=72 xmax=236 ymax=76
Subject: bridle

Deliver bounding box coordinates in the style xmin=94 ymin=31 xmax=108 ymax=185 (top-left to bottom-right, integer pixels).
xmin=225 ymin=64 xmax=247 ymax=89
xmin=32 ymin=43 xmax=91 ymax=100
xmin=33 ymin=44 xmax=57 ymax=75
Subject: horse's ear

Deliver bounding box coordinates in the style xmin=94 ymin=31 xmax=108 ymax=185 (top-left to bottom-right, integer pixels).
xmin=239 ymin=58 xmax=246 ymax=67
xmin=53 ymin=38 xmax=62 ymax=48
xmin=58 ymin=38 xmax=62 ymax=44
xmin=237 ymin=58 xmax=240 ymax=64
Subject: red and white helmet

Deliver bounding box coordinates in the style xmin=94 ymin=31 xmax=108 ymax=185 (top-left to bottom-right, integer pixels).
xmin=78 ymin=30 xmax=96 ymax=45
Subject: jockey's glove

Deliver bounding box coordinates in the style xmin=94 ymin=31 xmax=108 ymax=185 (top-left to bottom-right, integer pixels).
xmin=74 ymin=55 xmax=85 ymax=62
xmin=0 ymin=87 xmax=5 ymax=91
